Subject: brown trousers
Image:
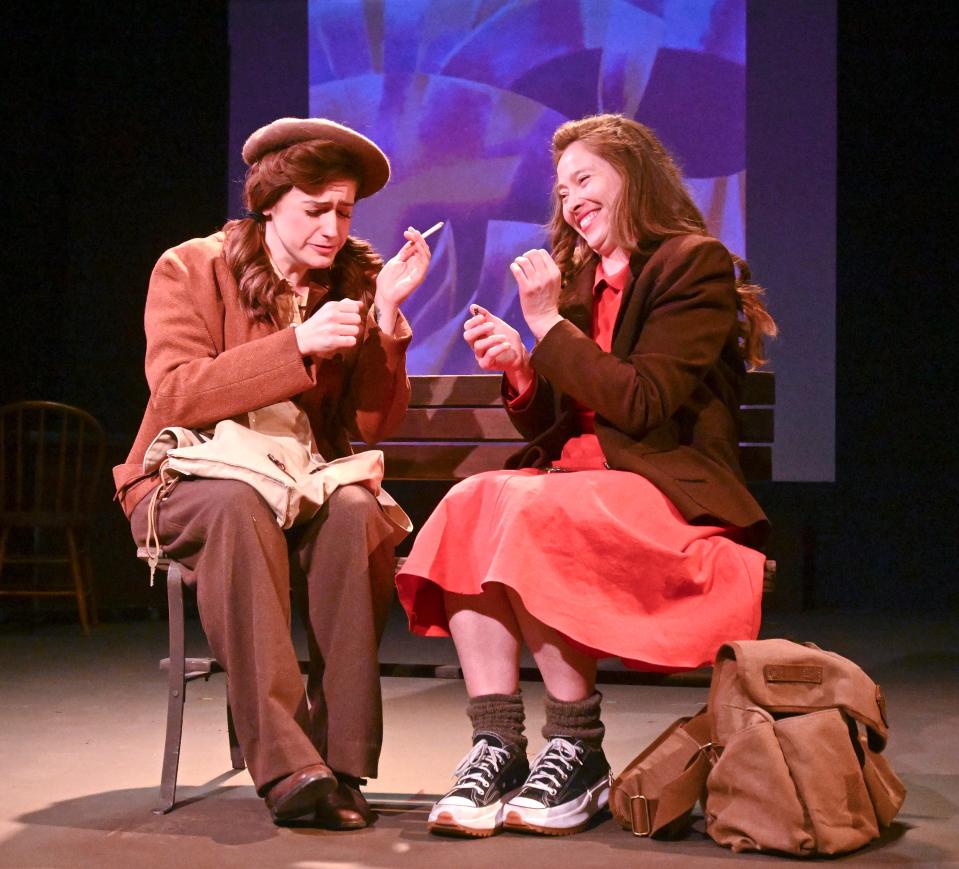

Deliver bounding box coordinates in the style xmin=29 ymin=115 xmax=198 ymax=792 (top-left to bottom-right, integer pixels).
xmin=130 ymin=478 xmax=397 ymax=793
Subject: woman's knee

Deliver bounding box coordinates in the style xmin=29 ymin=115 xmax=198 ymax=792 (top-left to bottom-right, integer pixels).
xmin=324 ymin=484 xmax=381 ymax=529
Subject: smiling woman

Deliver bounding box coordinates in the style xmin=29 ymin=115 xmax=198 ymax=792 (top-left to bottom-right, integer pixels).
xmin=113 ymin=117 xmax=435 ymax=829
xmin=396 ymin=114 xmax=777 ymax=839
xmin=555 ymin=141 xmax=626 ymax=268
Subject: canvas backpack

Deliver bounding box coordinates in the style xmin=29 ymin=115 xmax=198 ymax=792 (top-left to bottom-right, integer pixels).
xmin=609 ymin=639 xmax=907 ymax=856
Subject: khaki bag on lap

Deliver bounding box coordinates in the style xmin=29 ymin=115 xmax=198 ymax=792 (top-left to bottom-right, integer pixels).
xmin=140 ymin=400 xmax=412 ymax=583
xmin=609 ymin=639 xmax=907 ymax=856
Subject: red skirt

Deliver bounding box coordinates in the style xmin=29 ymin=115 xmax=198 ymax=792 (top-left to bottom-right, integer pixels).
xmin=395 ymin=468 xmax=765 ymax=671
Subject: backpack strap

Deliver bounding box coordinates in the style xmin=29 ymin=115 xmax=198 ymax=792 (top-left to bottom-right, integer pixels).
xmin=609 ymin=709 xmax=715 ymax=837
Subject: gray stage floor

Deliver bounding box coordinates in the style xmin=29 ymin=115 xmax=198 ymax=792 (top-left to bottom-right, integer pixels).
xmin=0 ymin=607 xmax=956 ymax=868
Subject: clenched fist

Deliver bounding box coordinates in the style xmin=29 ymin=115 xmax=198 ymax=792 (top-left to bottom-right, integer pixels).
xmin=295 ymin=298 xmax=364 ymax=359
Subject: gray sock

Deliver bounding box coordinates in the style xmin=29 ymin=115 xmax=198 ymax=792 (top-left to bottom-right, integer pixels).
xmin=542 ymin=690 xmax=605 ymax=748
xmin=467 ymin=691 xmax=527 ymax=752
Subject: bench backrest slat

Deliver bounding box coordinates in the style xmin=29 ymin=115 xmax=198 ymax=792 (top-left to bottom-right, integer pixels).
xmin=409 ymin=375 xmax=503 ymax=407
xmin=392 ymin=406 xmax=773 ymax=444
xmin=374 ymin=442 xmax=772 ymax=482
xmin=360 ymin=373 xmax=774 ymax=482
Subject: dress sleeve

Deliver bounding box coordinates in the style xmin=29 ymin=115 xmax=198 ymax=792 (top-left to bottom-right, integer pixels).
xmin=530 ymin=237 xmax=737 ymax=439
xmin=144 ymin=248 xmax=316 ymax=428
xmin=341 ymin=306 xmax=412 ymax=444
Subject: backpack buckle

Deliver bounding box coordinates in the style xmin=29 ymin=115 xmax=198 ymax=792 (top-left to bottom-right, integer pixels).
xmin=699 ymin=740 xmax=719 ymax=763
xmin=628 ymin=794 xmax=652 ymax=837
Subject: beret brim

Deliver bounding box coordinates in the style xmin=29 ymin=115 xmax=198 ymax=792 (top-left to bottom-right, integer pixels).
xmin=241 ymin=117 xmax=390 ymax=199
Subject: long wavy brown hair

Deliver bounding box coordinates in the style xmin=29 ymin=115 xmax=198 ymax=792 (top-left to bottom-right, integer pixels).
xmin=223 ymin=140 xmax=382 ymax=325
xmin=549 ymin=114 xmax=777 ymax=369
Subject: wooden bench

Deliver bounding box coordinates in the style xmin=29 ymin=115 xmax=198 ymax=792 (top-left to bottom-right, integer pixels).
xmin=145 ymin=371 xmax=774 ymax=812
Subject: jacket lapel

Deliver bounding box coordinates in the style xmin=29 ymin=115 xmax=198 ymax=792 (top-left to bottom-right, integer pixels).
xmin=559 ymin=260 xmax=596 ymax=336
xmin=611 ymin=249 xmax=654 ymax=359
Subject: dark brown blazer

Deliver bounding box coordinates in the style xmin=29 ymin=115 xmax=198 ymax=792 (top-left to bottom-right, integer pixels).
xmin=506 ymin=233 xmax=769 ymax=546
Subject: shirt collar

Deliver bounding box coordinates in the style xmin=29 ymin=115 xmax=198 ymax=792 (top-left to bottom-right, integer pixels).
xmin=593 ymin=259 xmax=631 ymax=294
xmin=265 ymin=249 xmax=325 ymax=303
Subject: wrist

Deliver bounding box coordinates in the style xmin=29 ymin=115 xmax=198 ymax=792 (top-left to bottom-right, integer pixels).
xmin=505 ymin=354 xmax=534 ymax=394
xmin=293 ymin=323 xmax=308 ymax=356
xmin=373 ymin=298 xmax=399 ymax=335
xmin=528 ymin=312 xmax=564 ymax=341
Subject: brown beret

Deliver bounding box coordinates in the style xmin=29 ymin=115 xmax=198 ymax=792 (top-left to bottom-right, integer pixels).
xmin=241 ymin=117 xmax=390 ymax=199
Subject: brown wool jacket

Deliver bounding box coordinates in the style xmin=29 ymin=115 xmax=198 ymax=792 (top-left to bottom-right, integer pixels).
xmin=113 ymin=232 xmax=412 ymax=518
xmin=506 ymin=233 xmax=769 ymax=546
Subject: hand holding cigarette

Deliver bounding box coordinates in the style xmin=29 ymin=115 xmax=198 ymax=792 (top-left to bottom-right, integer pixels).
xmin=373 ymin=220 xmax=443 ymax=327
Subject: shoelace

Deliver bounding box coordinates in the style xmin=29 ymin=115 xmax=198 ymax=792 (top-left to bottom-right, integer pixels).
xmin=449 ymin=739 xmax=511 ymax=795
xmin=523 ymin=737 xmax=582 ymax=795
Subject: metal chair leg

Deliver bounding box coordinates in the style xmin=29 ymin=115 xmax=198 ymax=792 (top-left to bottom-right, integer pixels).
xmin=154 ymin=562 xmax=187 ymax=814
xmin=226 ymin=697 xmax=245 ymax=770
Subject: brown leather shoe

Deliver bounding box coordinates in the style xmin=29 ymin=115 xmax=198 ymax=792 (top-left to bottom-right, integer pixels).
xmin=315 ymin=777 xmax=376 ymax=830
xmin=265 ymin=763 xmax=338 ymax=822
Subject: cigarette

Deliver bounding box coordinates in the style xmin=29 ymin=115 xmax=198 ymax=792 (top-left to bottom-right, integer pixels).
xmin=420 ymin=221 xmax=445 ymax=240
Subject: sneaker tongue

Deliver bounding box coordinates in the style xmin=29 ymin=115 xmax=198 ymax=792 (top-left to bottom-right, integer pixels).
xmin=472 ymin=731 xmax=509 ymax=749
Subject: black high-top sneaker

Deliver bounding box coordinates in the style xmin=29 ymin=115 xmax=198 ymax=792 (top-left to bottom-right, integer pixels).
xmin=503 ymin=737 xmax=610 ymax=835
xmin=428 ymin=733 xmax=530 ymax=837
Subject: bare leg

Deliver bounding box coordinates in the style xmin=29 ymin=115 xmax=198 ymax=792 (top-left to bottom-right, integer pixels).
xmin=505 ymin=587 xmax=597 ymax=701
xmin=445 ymin=582 xmax=523 ymax=696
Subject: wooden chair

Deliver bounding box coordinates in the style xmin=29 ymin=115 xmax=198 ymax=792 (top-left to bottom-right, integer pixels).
xmin=0 ymin=401 xmax=106 ymax=633
xmin=142 ymin=372 xmax=775 ymax=811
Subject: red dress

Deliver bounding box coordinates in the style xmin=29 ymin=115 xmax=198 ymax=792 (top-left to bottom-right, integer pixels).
xmin=395 ymin=263 xmax=764 ymax=671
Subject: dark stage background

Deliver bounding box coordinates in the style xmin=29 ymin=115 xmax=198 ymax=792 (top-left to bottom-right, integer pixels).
xmin=2 ymin=2 xmax=955 ymax=617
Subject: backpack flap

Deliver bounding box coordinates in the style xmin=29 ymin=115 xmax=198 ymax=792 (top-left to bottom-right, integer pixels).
xmin=715 ymin=640 xmax=889 ymax=751
xmin=707 ymin=646 xmax=776 ymax=746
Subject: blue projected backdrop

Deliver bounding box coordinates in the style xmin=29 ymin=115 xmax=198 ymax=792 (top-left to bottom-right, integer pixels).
xmin=308 ymin=0 xmax=746 ymax=374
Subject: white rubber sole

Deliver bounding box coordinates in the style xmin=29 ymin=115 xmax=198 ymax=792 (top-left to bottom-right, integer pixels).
xmin=503 ymin=777 xmax=610 ymax=836
xmin=427 ymin=798 xmax=504 ymax=838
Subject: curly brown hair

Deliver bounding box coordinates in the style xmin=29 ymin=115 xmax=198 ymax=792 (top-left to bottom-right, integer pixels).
xmin=223 ymin=139 xmax=382 ymax=325
xmin=549 ymin=114 xmax=777 ymax=369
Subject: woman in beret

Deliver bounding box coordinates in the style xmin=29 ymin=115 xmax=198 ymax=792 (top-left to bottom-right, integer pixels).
xmin=396 ymin=113 xmax=776 ymax=838
xmin=115 ymin=117 xmax=432 ymax=828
